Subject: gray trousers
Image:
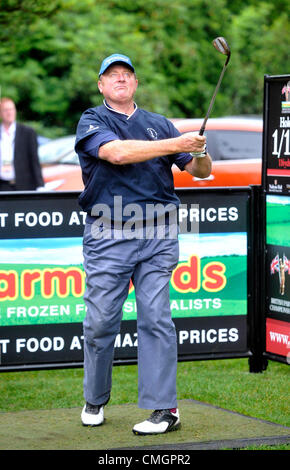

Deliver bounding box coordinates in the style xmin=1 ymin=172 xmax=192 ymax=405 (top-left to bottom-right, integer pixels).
xmin=82 ymin=223 xmax=179 ymax=410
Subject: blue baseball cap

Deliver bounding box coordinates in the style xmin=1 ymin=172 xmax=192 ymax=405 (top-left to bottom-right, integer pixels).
xmin=99 ymin=53 xmax=135 ymax=76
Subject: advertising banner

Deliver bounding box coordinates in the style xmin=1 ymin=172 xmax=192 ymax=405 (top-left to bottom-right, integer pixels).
xmin=262 ymin=75 xmax=290 ymax=364
xmin=0 ymin=189 xmax=250 ymax=370
xmin=263 ymin=74 xmax=290 ymax=194
xmin=265 ymin=193 xmax=290 ymax=362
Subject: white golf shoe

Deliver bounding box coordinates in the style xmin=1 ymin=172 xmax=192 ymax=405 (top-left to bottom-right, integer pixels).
xmin=81 ymin=402 xmax=105 ymax=426
xmin=132 ymin=408 xmax=180 ymax=435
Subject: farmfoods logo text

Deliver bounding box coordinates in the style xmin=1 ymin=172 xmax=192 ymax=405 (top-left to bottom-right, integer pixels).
xmin=0 ymin=255 xmax=226 ymax=302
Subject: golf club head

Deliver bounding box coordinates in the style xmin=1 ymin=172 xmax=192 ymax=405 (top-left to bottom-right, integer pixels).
xmin=213 ymin=37 xmax=231 ymax=65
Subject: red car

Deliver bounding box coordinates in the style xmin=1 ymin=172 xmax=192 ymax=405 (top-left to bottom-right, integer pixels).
xmin=40 ymin=116 xmax=263 ymax=191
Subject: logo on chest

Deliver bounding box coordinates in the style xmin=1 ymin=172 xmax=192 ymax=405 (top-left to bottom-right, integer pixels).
xmin=147 ymin=128 xmax=158 ymax=140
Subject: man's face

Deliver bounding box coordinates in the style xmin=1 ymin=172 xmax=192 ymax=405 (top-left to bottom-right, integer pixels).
xmin=98 ymin=64 xmax=138 ymax=104
xmin=0 ymin=100 xmax=17 ymax=126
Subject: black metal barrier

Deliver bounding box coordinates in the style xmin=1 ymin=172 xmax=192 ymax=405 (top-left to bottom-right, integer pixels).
xmin=0 ymin=187 xmax=265 ymax=371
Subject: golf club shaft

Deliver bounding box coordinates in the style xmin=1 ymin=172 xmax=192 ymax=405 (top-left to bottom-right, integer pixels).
xmin=199 ymin=62 xmax=227 ymax=136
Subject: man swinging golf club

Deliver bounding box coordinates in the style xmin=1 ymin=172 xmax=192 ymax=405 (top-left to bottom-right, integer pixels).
xmin=75 ymin=52 xmax=211 ymax=435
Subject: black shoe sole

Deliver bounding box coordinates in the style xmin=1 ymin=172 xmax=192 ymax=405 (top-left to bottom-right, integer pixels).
xmin=82 ymin=422 xmax=104 ymax=427
xmin=81 ymin=417 xmax=105 ymax=427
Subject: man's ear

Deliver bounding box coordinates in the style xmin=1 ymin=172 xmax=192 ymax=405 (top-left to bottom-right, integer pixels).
xmin=97 ymin=79 xmax=103 ymax=94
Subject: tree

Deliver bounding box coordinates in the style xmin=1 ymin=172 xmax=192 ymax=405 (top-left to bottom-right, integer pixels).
xmin=0 ymin=0 xmax=288 ymax=136
xmin=227 ymin=2 xmax=290 ymax=114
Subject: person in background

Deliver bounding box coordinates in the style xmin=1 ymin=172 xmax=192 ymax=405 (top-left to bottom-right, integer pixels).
xmin=0 ymin=97 xmax=44 ymax=191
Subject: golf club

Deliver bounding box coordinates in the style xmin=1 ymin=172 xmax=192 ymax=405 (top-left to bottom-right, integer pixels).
xmin=199 ymin=37 xmax=231 ymax=136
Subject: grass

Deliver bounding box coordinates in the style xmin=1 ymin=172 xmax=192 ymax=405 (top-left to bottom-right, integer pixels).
xmin=0 ymin=358 xmax=289 ymax=450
